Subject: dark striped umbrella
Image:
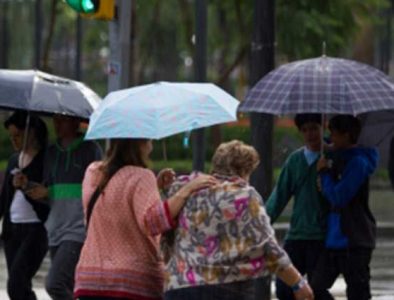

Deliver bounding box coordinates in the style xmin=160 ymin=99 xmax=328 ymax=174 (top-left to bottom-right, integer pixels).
xmin=238 ymin=56 xmax=394 ymax=115
xmin=0 ymin=69 xmax=101 ymax=120
xmin=358 ymin=110 xmax=394 ymax=166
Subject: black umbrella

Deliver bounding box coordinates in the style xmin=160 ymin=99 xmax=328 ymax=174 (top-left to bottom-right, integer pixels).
xmin=0 ymin=69 xmax=101 ymax=120
xmin=358 ymin=109 xmax=394 ymax=167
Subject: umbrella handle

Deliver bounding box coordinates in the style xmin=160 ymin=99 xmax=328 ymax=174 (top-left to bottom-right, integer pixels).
xmin=321 ymin=113 xmax=325 ymax=156
xmin=183 ymin=130 xmax=191 ymax=148
xmin=19 ymin=113 xmax=31 ymax=168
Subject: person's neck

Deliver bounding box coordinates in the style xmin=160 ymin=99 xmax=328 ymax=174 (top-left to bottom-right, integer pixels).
xmin=19 ymin=147 xmax=39 ymax=168
xmin=60 ymin=134 xmax=79 ymax=148
xmin=337 ymin=144 xmax=356 ymax=151
xmin=306 ymin=145 xmax=321 ymax=152
xmin=21 ymin=147 xmax=39 ymax=157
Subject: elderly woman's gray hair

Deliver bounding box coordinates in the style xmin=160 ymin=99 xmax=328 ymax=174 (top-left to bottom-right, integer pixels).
xmin=211 ymin=140 xmax=260 ymax=178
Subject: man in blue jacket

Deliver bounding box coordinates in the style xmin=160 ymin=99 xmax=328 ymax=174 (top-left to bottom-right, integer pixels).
xmin=313 ymin=115 xmax=378 ymax=300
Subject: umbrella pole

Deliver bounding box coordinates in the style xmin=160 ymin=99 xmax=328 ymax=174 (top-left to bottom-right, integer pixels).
xmin=19 ymin=112 xmax=31 ymax=168
xmin=162 ymin=140 xmax=167 ymax=161
xmin=321 ymin=113 xmax=325 ymax=156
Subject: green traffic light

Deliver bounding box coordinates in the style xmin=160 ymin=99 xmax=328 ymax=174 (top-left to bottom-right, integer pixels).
xmin=65 ymin=0 xmax=98 ymax=14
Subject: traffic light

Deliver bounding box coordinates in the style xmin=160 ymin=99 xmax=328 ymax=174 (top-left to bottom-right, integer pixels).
xmin=65 ymin=0 xmax=115 ymax=21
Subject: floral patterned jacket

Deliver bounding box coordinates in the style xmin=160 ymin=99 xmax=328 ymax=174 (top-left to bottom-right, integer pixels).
xmin=162 ymin=173 xmax=291 ymax=291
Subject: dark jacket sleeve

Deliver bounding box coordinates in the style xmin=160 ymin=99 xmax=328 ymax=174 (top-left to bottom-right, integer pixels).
xmin=321 ymin=156 xmax=370 ymax=207
xmin=0 ymin=155 xmax=18 ymax=221
xmin=266 ymin=156 xmax=294 ymax=223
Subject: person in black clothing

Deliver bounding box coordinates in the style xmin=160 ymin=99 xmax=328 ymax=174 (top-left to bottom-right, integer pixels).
xmin=312 ymin=115 xmax=378 ymax=300
xmin=0 ymin=111 xmax=49 ymax=300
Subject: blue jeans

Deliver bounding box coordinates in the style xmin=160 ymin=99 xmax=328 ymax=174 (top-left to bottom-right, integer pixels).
xmin=45 ymin=240 xmax=83 ymax=300
xmin=164 ymin=279 xmax=256 ymax=300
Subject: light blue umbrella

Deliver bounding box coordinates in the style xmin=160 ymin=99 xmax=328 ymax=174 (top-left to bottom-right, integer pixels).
xmin=85 ymin=82 xmax=239 ymax=140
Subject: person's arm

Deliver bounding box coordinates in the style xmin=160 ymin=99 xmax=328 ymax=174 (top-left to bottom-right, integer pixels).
xmin=24 ymin=148 xmax=50 ymax=203
xmin=157 ymin=168 xmax=176 ymax=193
xmin=24 ymin=184 xmax=48 ymax=201
xmin=266 ymin=160 xmax=294 ymax=223
xmin=251 ymin=188 xmax=313 ymax=299
xmin=276 ymin=264 xmax=314 ymax=300
xmin=320 ymin=157 xmax=369 ymax=207
xmin=0 ymin=158 xmax=13 ymax=220
xmin=389 ymin=137 xmax=394 ymax=189
xmin=132 ymin=171 xmax=216 ymax=236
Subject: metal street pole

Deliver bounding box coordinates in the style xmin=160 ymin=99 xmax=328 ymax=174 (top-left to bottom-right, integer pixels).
xmin=250 ymin=0 xmax=275 ymax=299
xmin=192 ymin=0 xmax=207 ymax=171
xmin=0 ymin=0 xmax=9 ymax=68
xmin=75 ymin=15 xmax=82 ymax=80
xmin=108 ymin=0 xmax=133 ymax=92
xmin=106 ymin=0 xmax=133 ymax=150
xmin=34 ymin=0 xmax=42 ymax=68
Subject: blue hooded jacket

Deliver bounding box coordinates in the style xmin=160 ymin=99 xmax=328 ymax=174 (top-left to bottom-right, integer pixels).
xmin=321 ymin=147 xmax=378 ymax=249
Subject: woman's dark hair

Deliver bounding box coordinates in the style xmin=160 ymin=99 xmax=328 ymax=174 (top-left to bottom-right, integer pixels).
xmin=4 ymin=110 xmax=48 ymax=149
xmin=86 ymin=138 xmax=149 ymax=227
xmin=97 ymin=138 xmax=149 ymax=190
xmin=328 ymin=115 xmax=361 ymax=144
xmin=294 ymin=114 xmax=322 ymax=129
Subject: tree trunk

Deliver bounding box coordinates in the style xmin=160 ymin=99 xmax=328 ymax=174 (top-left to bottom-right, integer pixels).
xmin=0 ymin=1 xmax=9 ymax=68
xmin=352 ymin=23 xmax=374 ymax=65
xmin=250 ymin=0 xmax=275 ymax=299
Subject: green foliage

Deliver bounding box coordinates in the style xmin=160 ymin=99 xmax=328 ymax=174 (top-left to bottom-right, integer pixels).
xmin=151 ymin=159 xmax=212 ymax=174
xmin=276 ymin=0 xmax=389 ymax=59
xmin=149 ymin=124 xmax=303 ymax=169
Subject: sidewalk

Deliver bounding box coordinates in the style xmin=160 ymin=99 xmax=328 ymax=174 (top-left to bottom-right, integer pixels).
xmin=1 ymin=236 xmax=393 ymax=300
xmin=0 ymin=189 xmax=393 ymax=299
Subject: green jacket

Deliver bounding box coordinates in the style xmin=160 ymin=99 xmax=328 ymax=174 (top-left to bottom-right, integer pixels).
xmin=44 ymin=136 xmax=103 ymax=246
xmin=266 ymin=148 xmax=329 ymax=241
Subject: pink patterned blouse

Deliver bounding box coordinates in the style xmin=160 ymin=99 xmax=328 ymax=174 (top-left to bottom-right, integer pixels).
xmin=74 ymin=162 xmax=174 ymax=300
xmin=162 ymin=173 xmax=291 ymax=292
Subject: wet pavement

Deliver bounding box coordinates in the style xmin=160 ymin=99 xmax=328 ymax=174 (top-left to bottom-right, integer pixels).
xmin=0 ymin=190 xmax=393 ymax=299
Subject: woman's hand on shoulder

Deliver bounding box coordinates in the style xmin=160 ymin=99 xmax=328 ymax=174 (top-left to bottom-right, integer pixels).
xmin=157 ymin=168 xmax=176 ymax=190
xmin=182 ymin=174 xmax=218 ymax=195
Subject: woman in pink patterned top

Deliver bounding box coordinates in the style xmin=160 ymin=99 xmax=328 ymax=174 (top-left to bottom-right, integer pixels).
xmin=74 ymin=139 xmax=216 ymax=300
xmin=162 ymin=140 xmax=314 ymax=300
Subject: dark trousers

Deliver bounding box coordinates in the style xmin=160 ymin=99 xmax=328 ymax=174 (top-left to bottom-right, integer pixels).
xmin=275 ymin=240 xmax=331 ymax=300
xmin=164 ymin=279 xmax=255 ymax=300
xmin=46 ymin=240 xmax=83 ymax=300
xmin=311 ymin=248 xmax=373 ymax=300
xmin=77 ymin=297 xmax=129 ymax=300
xmin=4 ymin=222 xmax=48 ymax=300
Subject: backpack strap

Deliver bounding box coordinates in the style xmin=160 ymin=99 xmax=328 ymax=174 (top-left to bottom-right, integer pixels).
xmin=86 ymin=186 xmax=104 ymax=230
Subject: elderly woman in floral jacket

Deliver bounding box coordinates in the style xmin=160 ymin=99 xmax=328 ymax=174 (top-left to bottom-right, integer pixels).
xmin=162 ymin=140 xmax=314 ymax=300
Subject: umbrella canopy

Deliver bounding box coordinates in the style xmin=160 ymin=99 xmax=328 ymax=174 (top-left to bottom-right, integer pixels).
xmin=0 ymin=69 xmax=101 ymax=119
xmin=238 ymin=56 xmax=394 ymax=115
xmin=85 ymin=82 xmax=239 ymax=140
xmin=358 ymin=109 xmax=394 ymax=166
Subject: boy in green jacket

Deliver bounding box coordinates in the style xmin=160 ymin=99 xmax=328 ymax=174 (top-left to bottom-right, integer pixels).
xmin=266 ymin=114 xmax=330 ymax=300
